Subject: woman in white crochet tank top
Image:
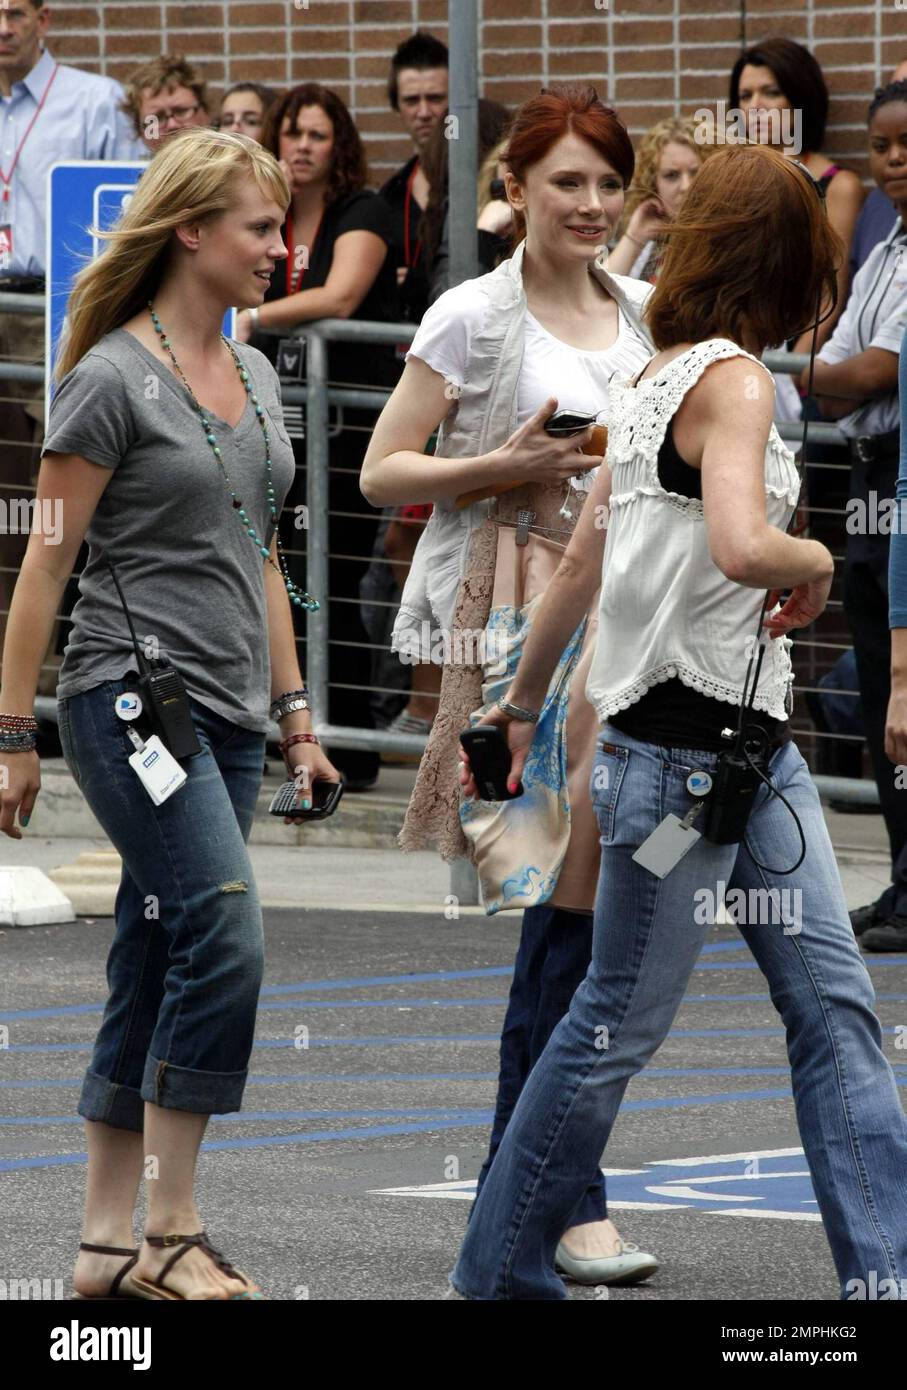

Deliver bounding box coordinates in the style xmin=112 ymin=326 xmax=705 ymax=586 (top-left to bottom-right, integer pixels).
xmin=452 ymin=145 xmax=907 ymax=1301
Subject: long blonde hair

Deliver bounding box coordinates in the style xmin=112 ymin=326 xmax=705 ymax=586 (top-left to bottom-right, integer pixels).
xmin=55 ymin=127 xmax=289 ymax=381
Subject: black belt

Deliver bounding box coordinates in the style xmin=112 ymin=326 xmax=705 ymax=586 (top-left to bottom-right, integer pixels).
xmin=0 ymin=275 xmax=45 ymax=294
xmin=849 ymin=429 xmax=900 ymax=465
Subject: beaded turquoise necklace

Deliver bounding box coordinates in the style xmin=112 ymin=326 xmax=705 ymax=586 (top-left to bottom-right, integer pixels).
xmin=148 ymin=301 xmax=319 ymax=612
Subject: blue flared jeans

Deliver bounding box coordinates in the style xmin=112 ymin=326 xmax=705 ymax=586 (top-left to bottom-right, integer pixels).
xmin=452 ymin=724 xmax=907 ymax=1299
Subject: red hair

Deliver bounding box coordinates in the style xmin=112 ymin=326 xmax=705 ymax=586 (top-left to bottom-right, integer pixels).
xmin=647 ymin=145 xmax=840 ymax=350
xmin=502 ymin=85 xmax=635 ymax=247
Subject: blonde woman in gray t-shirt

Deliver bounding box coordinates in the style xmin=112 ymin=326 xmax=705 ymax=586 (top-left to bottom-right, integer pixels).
xmin=0 ymin=129 xmax=340 ymax=1300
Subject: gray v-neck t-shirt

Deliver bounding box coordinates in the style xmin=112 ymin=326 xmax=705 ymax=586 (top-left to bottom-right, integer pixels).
xmin=42 ymin=327 xmax=297 ymax=732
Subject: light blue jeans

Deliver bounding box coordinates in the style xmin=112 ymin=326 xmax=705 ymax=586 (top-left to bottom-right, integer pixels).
xmin=451 ymin=724 xmax=907 ymax=1299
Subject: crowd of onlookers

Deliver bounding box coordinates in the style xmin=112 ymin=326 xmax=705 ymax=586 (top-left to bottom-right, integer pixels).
xmin=1 ymin=1 xmax=906 ymax=805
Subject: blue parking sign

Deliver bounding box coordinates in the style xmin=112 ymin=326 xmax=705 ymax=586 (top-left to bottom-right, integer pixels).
xmin=45 ymin=160 xmax=236 ymax=409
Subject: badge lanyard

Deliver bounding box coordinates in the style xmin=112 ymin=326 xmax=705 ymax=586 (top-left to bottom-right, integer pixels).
xmin=403 ymin=159 xmax=422 ymax=269
xmin=0 ymin=60 xmax=59 ymax=221
xmin=284 ymin=206 xmax=324 ymax=296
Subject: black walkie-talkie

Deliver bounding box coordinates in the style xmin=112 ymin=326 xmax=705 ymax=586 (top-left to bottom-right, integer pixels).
xmin=106 ymin=557 xmax=201 ymax=759
xmin=701 ymin=641 xmax=771 ymax=845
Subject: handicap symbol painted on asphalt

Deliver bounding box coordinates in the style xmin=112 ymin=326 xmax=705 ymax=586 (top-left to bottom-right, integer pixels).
xmin=371 ymin=1148 xmax=820 ymax=1222
xmin=603 ymin=1147 xmax=819 ymax=1220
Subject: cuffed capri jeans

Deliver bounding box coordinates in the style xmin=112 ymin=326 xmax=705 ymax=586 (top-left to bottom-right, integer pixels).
xmin=452 ymin=724 xmax=907 ymax=1299
xmin=57 ymin=675 xmax=266 ymax=1131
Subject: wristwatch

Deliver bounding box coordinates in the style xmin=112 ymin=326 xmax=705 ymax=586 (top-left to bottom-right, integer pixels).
xmin=497 ymin=698 xmax=540 ymax=723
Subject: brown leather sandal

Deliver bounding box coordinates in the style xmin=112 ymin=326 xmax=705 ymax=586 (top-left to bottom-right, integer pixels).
xmin=72 ymin=1242 xmax=151 ymax=1300
xmin=130 ymin=1231 xmax=265 ymax=1301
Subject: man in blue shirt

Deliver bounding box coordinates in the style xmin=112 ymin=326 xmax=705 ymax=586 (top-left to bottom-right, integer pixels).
xmin=0 ymin=0 xmax=144 ymax=671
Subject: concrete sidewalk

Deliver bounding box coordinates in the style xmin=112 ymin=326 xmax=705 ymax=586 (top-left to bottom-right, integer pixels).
xmin=3 ymin=746 xmax=896 ymax=916
xmin=2 ymin=802 xmax=896 ymax=918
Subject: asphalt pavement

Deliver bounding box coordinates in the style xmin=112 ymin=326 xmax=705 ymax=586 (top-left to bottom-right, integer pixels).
xmin=2 ymin=875 xmax=905 ymax=1302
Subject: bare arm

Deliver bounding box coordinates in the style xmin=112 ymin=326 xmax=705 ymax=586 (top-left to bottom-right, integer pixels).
xmin=688 ymin=358 xmax=834 ymax=589
xmin=1 ymin=453 xmax=112 ymax=713
xmin=264 ymin=535 xmax=340 ymax=811
xmin=360 ymin=356 xmax=493 ymax=505
xmin=887 ymin=627 xmax=907 ymax=765
xmin=0 ymin=452 xmax=113 ymax=837
xmin=258 ymin=230 xmax=390 ymax=328
xmin=265 ymin=537 xmax=310 ymax=720
xmin=807 ymin=347 xmax=899 ymax=402
xmin=360 ymin=356 xmax=599 ymax=507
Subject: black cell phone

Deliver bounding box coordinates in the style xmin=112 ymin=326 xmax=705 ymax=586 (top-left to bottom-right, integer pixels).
xmin=460 ymin=726 xmax=524 ymax=801
xmin=489 ymin=177 xmax=507 ymax=201
xmin=543 ymin=408 xmax=598 ymax=437
xmin=268 ymin=778 xmax=344 ymax=820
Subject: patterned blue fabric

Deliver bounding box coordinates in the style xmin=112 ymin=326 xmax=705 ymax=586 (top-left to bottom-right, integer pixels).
xmin=459 ymin=596 xmax=588 ymax=914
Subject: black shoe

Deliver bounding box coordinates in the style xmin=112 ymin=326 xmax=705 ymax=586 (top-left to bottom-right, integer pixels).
xmin=849 ymin=903 xmax=882 ymax=937
xmin=860 ymin=916 xmax=907 ymax=953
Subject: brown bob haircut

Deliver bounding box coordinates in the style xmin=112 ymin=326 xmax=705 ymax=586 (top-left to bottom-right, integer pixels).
xmin=645 ymin=144 xmax=840 ymax=352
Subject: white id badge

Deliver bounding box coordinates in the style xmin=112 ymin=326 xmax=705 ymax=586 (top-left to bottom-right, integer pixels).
xmin=632 ymin=813 xmax=701 ymax=879
xmin=128 ymin=735 xmax=187 ymax=805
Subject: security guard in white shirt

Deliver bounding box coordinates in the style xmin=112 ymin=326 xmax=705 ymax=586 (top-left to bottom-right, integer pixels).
xmin=805 ymin=79 xmax=907 ymax=950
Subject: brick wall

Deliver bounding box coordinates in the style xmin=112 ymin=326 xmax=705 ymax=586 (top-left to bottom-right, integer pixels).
xmin=46 ymin=0 xmax=907 ymax=185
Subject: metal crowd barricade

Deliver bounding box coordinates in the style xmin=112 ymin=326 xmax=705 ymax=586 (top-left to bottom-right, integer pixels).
xmin=291 ymin=327 xmax=876 ymax=816
xmin=0 ymin=301 xmax=881 ymax=903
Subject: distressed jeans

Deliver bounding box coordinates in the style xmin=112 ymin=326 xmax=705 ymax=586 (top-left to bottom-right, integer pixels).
xmin=58 ymin=675 xmax=266 ymax=1130
xmin=452 ymin=724 xmax=907 ymax=1299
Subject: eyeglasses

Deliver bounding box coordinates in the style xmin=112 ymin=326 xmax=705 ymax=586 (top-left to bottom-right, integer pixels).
xmin=154 ymin=103 xmax=202 ymax=125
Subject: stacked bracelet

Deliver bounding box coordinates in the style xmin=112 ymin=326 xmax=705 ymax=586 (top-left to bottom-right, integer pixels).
xmin=0 ymin=712 xmax=38 ymax=752
xmin=0 ymin=734 xmax=36 ymax=752
xmin=270 ymin=687 xmax=310 ymax=722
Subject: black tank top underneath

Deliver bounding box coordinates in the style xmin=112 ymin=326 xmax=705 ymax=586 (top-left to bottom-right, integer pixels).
xmin=606 ymin=419 xmax=792 ymax=753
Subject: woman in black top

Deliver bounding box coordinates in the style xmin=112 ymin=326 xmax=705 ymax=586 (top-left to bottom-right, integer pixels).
xmin=235 ymin=84 xmax=400 ymax=787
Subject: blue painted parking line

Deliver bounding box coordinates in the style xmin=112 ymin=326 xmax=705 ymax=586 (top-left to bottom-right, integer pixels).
xmin=256 ymin=997 xmax=509 ymax=1013
xmin=2 ymin=1033 xmax=503 ymax=1054
xmin=2 ymin=1063 xmax=904 ymax=1093
xmin=0 ymin=1070 xmax=501 ymax=1090
xmin=0 ymin=1107 xmax=495 ymax=1127
xmin=8 ymin=1022 xmax=907 ymax=1055
xmin=260 ymin=967 xmax=515 ymax=995
xmin=6 ymin=1085 xmax=907 ymax=1175
xmin=3 ymin=952 xmax=904 ymax=1023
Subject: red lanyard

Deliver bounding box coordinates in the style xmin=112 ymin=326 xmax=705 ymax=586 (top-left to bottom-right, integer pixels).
xmin=285 ymin=206 xmax=324 ymax=296
xmin=1 ymin=61 xmax=59 ymax=208
xmin=403 ymin=160 xmax=422 ymax=269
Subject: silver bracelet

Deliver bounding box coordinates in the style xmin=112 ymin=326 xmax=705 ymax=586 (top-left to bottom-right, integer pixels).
xmin=272 ymin=696 xmax=309 ymax=719
xmin=497 ymin=698 xmax=540 ymax=724
xmin=248 ymin=306 xmax=260 ymax=329
xmin=270 ymin=687 xmax=309 ymax=718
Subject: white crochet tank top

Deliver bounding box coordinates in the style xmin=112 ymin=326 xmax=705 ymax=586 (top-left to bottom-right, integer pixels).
xmin=585 ymin=338 xmax=801 ymax=724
